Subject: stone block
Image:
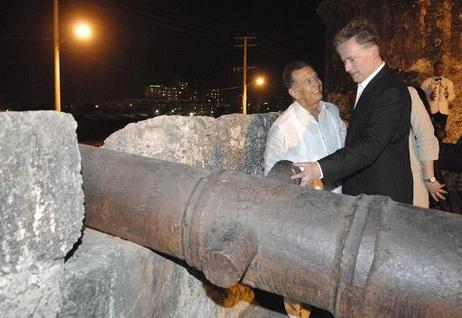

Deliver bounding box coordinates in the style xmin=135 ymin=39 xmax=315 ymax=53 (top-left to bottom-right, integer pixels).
xmin=0 ymin=111 xmax=84 ymax=317
xmin=216 ymin=114 xmax=276 ymax=175
xmin=103 ymin=113 xmax=278 ymax=176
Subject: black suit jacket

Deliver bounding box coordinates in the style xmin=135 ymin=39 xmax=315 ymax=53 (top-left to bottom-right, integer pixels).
xmin=319 ymin=65 xmax=413 ymax=204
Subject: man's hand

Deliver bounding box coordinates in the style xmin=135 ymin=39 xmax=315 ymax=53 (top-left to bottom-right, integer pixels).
xmin=291 ymin=162 xmax=321 ymax=187
xmin=426 ymin=180 xmax=447 ymax=202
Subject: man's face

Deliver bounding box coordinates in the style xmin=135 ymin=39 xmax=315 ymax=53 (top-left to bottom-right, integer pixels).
xmin=289 ymin=66 xmax=322 ymax=108
xmin=337 ymin=36 xmax=380 ymax=83
xmin=434 ymin=63 xmax=445 ymax=76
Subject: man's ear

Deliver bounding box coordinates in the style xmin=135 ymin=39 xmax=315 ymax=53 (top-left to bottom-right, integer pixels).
xmin=370 ymin=45 xmax=380 ymax=59
xmin=288 ymin=87 xmax=298 ymax=100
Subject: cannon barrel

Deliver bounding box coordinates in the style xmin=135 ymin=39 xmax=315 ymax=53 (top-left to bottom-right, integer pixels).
xmin=80 ymin=145 xmax=462 ymax=318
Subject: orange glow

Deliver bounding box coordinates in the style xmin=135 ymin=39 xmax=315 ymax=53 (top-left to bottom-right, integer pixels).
xmin=74 ymin=22 xmax=92 ymax=40
xmin=255 ymin=76 xmax=265 ymax=86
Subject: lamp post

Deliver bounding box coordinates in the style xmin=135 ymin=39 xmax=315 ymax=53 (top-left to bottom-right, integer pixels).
xmin=241 ymin=37 xmax=248 ymax=114
xmin=53 ymin=0 xmax=92 ymax=112
xmin=214 ymin=76 xmax=266 ymax=115
xmin=53 ymin=0 xmax=61 ymax=111
xmin=243 ymin=76 xmax=265 ymax=114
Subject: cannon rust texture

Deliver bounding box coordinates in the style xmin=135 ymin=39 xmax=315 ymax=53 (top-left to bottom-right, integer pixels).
xmin=79 ymin=145 xmax=462 ymax=318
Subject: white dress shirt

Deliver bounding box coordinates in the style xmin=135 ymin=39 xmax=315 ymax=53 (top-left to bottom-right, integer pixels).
xmin=421 ymin=76 xmax=455 ymax=115
xmin=354 ymin=62 xmax=386 ymax=107
xmin=264 ymin=100 xmax=346 ymax=193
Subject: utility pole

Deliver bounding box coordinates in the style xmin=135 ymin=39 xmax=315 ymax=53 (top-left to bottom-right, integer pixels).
xmin=53 ymin=0 xmax=61 ymax=112
xmin=234 ymin=36 xmax=255 ymax=114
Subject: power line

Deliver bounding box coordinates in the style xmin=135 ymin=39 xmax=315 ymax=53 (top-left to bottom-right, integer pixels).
xmin=0 ymin=37 xmax=50 ymax=41
xmin=89 ymin=0 xmax=300 ymax=59
xmin=93 ymin=0 xmax=236 ymax=46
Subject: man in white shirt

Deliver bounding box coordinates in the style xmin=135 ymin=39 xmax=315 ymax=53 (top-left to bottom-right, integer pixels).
xmin=264 ymin=61 xmax=346 ymax=193
xmin=264 ymin=60 xmax=345 ymax=318
xmin=421 ymin=61 xmax=456 ymax=136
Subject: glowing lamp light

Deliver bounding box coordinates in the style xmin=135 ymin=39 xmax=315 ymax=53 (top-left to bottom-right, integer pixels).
xmin=255 ymin=76 xmax=265 ymax=86
xmin=74 ymin=22 xmax=92 ymax=40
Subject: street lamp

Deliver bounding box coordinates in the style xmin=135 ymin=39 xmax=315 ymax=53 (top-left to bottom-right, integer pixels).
xmin=242 ymin=75 xmax=265 ymax=114
xmin=254 ymin=76 xmax=265 ymax=87
xmin=53 ymin=0 xmax=92 ymax=112
xmin=215 ymin=75 xmax=266 ymax=114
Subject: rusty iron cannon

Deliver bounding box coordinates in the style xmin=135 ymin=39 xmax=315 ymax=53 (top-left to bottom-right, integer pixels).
xmin=79 ymin=144 xmax=462 ymax=318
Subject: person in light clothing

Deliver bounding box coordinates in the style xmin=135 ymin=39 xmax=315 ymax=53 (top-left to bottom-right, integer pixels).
xmin=407 ymin=86 xmax=447 ymax=207
xmin=264 ymin=61 xmax=346 ymax=193
xmin=421 ymin=61 xmax=456 ymax=136
xmin=264 ymin=61 xmax=345 ymax=318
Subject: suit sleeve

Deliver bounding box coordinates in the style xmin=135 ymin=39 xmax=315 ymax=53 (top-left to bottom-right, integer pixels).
xmin=318 ymin=86 xmax=410 ymax=182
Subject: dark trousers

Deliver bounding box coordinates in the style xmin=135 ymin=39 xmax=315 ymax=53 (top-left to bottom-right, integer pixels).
xmin=432 ymin=111 xmax=448 ymax=131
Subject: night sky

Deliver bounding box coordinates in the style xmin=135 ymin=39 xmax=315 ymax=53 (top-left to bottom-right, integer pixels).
xmin=0 ymin=0 xmax=325 ymax=108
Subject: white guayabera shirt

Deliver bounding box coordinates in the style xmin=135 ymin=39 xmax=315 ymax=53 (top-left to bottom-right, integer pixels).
xmin=264 ymin=100 xmax=346 ymax=193
xmin=421 ymin=76 xmax=455 ymax=115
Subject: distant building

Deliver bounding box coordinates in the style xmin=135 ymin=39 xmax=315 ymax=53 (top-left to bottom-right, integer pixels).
xmin=144 ymin=84 xmax=180 ymax=100
xmin=73 ymin=81 xmax=232 ymax=118
xmin=144 ymin=81 xmax=197 ymax=101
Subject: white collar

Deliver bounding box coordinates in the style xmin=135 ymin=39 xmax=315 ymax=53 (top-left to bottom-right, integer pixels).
xmin=358 ymin=62 xmax=386 ymax=90
xmin=293 ymin=100 xmax=326 ymax=118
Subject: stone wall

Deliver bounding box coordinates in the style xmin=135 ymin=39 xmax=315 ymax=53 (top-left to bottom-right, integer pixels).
xmin=318 ymin=0 xmax=462 ymax=143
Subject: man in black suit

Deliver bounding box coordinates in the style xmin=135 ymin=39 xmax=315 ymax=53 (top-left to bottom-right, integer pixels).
xmin=291 ymin=19 xmax=413 ymax=204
